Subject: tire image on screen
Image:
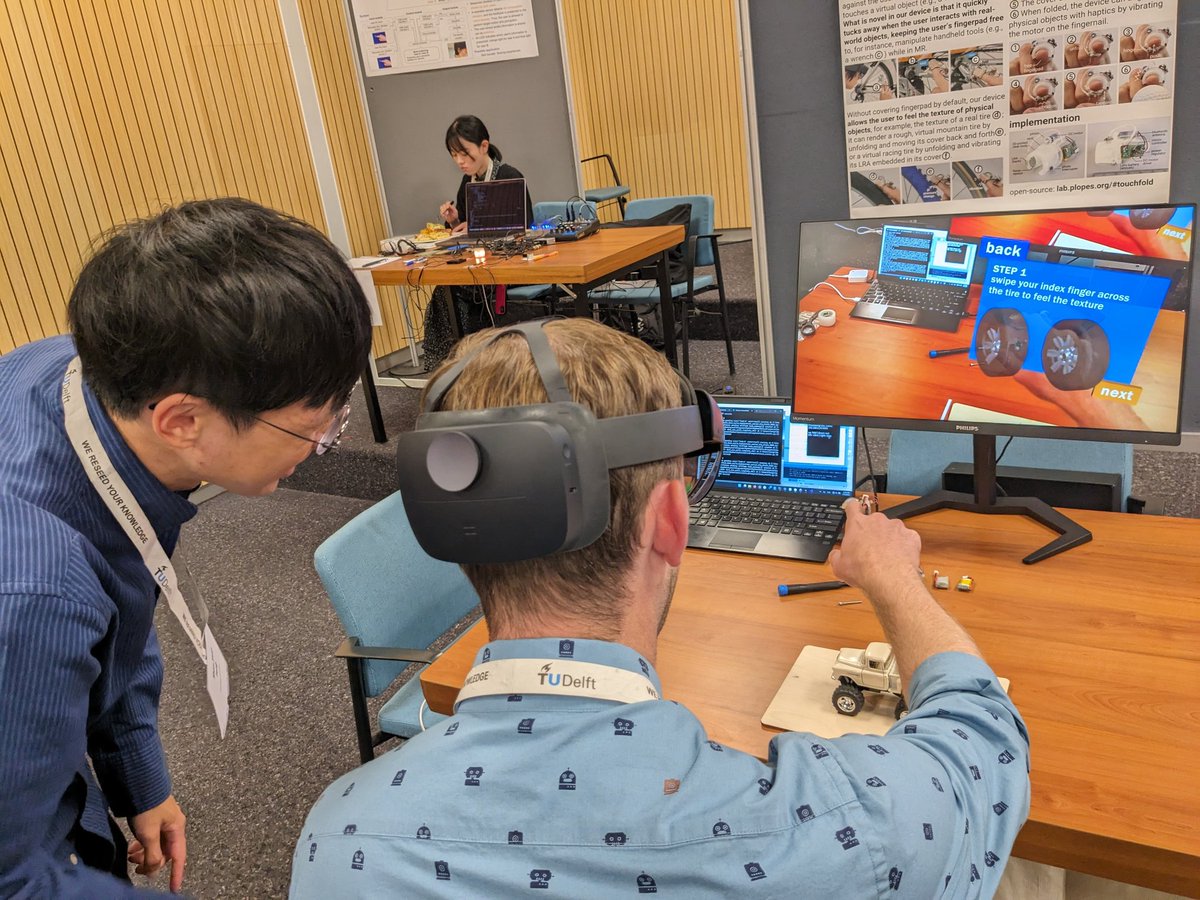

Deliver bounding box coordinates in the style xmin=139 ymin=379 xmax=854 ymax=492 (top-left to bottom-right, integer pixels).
xmin=1042 ymin=320 xmax=1110 ymax=390
xmin=975 ymin=307 xmax=1029 ymax=376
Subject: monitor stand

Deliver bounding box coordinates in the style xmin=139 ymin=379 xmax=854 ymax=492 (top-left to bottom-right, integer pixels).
xmin=883 ymin=434 xmax=1093 ymax=564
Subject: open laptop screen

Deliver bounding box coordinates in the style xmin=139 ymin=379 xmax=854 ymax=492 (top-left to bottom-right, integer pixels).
xmin=878 ymin=224 xmax=976 ymax=287
xmin=465 ymin=178 xmax=527 ymax=233
xmin=714 ymin=399 xmax=857 ymax=496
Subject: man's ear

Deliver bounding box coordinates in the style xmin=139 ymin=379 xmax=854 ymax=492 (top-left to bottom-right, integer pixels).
xmin=148 ymin=394 xmax=206 ymax=450
xmin=647 ymin=479 xmax=689 ymax=568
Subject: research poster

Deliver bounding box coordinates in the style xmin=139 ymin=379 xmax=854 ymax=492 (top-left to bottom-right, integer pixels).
xmin=838 ymin=0 xmax=1177 ymax=217
xmin=352 ymin=0 xmax=538 ymax=77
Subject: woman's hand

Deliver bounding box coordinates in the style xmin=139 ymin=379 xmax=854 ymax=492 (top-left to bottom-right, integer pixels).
xmin=439 ymin=200 xmax=459 ymax=226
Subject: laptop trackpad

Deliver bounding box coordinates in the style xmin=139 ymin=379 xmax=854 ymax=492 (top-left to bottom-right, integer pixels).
xmin=880 ymin=306 xmax=918 ymax=323
xmin=710 ymin=529 xmax=763 ymax=550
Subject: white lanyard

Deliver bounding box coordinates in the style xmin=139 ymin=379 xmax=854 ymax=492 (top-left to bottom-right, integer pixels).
xmin=454 ymin=657 xmax=660 ymax=708
xmin=61 ymin=358 xmax=229 ymax=737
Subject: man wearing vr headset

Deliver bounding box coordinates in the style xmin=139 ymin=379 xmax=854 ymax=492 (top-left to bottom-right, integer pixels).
xmin=292 ymin=318 xmax=1029 ymax=898
xmin=0 ymin=198 xmax=372 ymax=897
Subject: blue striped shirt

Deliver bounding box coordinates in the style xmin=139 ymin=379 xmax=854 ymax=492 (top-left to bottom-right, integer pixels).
xmin=0 ymin=336 xmax=196 ymax=897
xmin=291 ymin=638 xmax=1030 ymax=898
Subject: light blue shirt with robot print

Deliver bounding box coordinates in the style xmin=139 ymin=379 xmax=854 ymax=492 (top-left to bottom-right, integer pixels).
xmin=291 ymin=638 xmax=1029 ymax=898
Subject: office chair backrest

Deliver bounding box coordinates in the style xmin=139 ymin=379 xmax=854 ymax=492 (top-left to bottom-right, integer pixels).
xmin=314 ymin=490 xmax=480 ymax=696
xmin=886 ymin=431 xmax=1133 ymax=511
xmin=625 ymin=195 xmax=716 ymax=267
xmin=533 ymin=200 xmax=598 ymax=224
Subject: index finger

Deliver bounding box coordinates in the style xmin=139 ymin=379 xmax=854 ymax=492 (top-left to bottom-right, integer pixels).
xmin=164 ymin=826 xmax=187 ymax=893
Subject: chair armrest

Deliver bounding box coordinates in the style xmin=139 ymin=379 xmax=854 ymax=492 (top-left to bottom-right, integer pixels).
xmin=696 ymin=232 xmax=723 ymax=241
xmin=335 ymin=636 xmax=436 ymax=665
xmin=580 ymin=153 xmax=622 ymax=186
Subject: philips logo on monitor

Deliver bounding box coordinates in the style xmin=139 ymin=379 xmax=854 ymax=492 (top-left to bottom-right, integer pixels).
xmin=980 ymin=237 xmax=1029 ymax=260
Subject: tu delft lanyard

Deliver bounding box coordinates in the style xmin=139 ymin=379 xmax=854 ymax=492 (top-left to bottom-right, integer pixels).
xmin=455 ymin=657 xmax=660 ymax=709
xmin=61 ymin=357 xmax=229 ymax=737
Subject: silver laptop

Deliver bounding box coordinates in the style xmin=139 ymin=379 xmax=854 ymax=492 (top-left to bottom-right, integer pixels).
xmin=851 ymin=223 xmax=977 ymax=332
xmin=438 ymin=178 xmax=528 ymax=244
xmin=688 ymin=398 xmax=855 ymax=562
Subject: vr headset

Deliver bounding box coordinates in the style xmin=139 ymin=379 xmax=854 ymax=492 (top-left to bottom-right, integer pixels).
xmin=395 ymin=319 xmax=723 ymax=564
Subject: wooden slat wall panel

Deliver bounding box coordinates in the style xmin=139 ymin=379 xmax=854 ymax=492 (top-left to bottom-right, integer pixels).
xmin=0 ymin=0 xmax=413 ymax=357
xmin=296 ymin=0 xmax=420 ymax=356
xmin=561 ymin=0 xmax=750 ymax=229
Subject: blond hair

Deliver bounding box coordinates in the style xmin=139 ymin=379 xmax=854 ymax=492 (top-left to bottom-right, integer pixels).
xmin=422 ymin=319 xmax=682 ymax=636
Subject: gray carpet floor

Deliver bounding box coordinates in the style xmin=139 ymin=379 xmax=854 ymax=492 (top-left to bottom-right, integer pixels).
xmin=140 ymin=238 xmax=1198 ymax=898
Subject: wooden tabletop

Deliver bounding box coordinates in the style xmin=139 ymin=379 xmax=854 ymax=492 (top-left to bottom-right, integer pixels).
xmin=369 ymin=225 xmax=683 ymax=288
xmin=790 ymin=268 xmax=1185 ymax=434
xmin=420 ymin=498 xmax=1200 ymax=895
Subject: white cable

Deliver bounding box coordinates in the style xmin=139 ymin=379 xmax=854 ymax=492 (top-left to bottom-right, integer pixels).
xmin=418 ymin=698 xmax=429 ymax=731
xmin=833 ymin=223 xmax=882 ymax=235
xmin=812 ymin=281 xmax=856 ymax=301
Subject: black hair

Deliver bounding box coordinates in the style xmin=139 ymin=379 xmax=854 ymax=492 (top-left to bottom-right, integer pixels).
xmin=445 ymin=115 xmax=502 ymax=162
xmin=67 ymin=197 xmax=372 ymax=426
xmin=845 ymin=64 xmax=868 ymax=81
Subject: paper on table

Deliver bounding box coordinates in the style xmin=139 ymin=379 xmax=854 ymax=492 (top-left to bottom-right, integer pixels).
xmin=761 ymin=645 xmax=1009 ymax=737
xmin=348 ymin=257 xmax=386 ymax=326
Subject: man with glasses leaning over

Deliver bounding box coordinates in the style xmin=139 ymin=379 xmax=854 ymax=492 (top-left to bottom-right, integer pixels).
xmin=290 ymin=317 xmax=1030 ymax=898
xmin=0 ymin=198 xmax=371 ymax=897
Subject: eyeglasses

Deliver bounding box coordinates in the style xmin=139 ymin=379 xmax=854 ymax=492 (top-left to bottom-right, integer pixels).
xmin=252 ymin=403 xmax=352 ymax=455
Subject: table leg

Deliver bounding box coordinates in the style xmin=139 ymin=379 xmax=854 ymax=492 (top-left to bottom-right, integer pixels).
xmin=657 ymin=250 xmax=678 ymax=368
xmin=571 ymin=284 xmax=590 ymax=318
xmin=361 ymin=360 xmax=387 ymax=443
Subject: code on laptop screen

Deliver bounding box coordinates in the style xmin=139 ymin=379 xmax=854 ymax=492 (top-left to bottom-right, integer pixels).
xmin=714 ymin=400 xmax=856 ymax=496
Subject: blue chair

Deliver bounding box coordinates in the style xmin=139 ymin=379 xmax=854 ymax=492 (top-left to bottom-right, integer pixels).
xmin=587 ymin=195 xmax=735 ymax=377
xmin=886 ymin=431 xmax=1133 ymax=511
xmin=315 ymin=490 xmax=481 ymax=763
xmin=507 ymin=200 xmax=599 ymax=312
xmin=581 ymin=153 xmax=630 ymax=218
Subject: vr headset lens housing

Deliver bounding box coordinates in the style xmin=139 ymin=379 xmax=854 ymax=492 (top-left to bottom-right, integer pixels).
xmin=395 ymin=320 xmax=723 ymax=563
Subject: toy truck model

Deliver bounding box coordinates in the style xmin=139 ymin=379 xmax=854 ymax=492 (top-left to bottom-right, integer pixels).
xmin=831 ymin=642 xmax=907 ymax=718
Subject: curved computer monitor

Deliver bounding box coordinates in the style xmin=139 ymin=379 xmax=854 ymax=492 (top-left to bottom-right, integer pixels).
xmin=793 ymin=204 xmax=1194 ymax=447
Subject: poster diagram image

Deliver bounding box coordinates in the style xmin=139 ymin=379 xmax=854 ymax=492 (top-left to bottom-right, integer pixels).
xmin=844 ymin=61 xmax=896 ymax=103
xmin=1120 ymin=23 xmax=1172 ymax=61
xmin=952 ymin=160 xmax=1004 ymax=200
xmin=898 ymin=52 xmax=949 ymax=97
xmin=1010 ymin=127 xmax=1085 ymax=181
xmin=1065 ymin=30 xmax=1116 ymax=68
xmin=1088 ymin=118 xmax=1170 ymax=176
xmin=1120 ymin=62 xmax=1171 ymax=102
xmin=1011 ymin=74 xmax=1060 ymax=114
xmin=951 ymin=45 xmax=1003 ymax=90
xmin=850 ymin=169 xmax=902 ymax=208
xmin=1065 ymin=67 xmax=1115 ymax=108
xmin=901 ymin=164 xmax=951 ymax=203
xmin=1008 ymin=37 xmax=1060 ymax=75
xmin=449 ymin=40 xmax=468 ymax=58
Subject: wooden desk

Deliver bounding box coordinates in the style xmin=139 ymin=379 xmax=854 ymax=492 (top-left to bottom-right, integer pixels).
xmin=372 ymin=225 xmax=684 ymax=360
xmin=792 ymin=268 xmax=1185 ymax=434
xmin=359 ymin=226 xmax=684 ymax=440
xmin=421 ymin=500 xmax=1200 ymax=896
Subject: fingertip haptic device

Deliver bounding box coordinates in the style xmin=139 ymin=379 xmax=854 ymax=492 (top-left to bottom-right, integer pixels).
xmin=395 ymin=320 xmax=724 ymax=564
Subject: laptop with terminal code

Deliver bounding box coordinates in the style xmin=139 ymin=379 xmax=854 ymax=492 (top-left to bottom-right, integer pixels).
xmin=688 ymin=397 xmax=856 ymax=563
xmin=851 ymin=223 xmax=978 ymax=332
xmin=438 ymin=178 xmax=529 ymax=244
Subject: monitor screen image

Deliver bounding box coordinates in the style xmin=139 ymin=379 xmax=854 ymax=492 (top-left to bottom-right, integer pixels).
xmin=793 ymin=204 xmax=1194 ymax=445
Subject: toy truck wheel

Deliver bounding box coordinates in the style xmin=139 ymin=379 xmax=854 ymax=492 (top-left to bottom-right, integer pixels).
xmin=975 ymin=308 xmax=1028 ymax=376
xmin=1042 ymin=320 xmax=1110 ymax=391
xmin=832 ymin=683 xmax=865 ymax=716
xmin=894 ymin=696 xmax=908 ymax=719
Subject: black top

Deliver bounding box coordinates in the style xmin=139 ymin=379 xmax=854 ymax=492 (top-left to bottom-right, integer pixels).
xmin=450 ymin=162 xmax=534 ymax=228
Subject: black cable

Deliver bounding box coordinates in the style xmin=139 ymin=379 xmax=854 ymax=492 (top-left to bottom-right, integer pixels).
xmin=994 ymin=436 xmax=1014 ymax=465
xmin=859 ymin=427 xmax=879 ymax=498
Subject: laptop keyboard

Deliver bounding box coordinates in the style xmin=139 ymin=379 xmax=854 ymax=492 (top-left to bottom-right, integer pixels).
xmin=864 ymin=280 xmax=966 ymax=315
xmin=690 ymin=495 xmax=845 ymax=538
